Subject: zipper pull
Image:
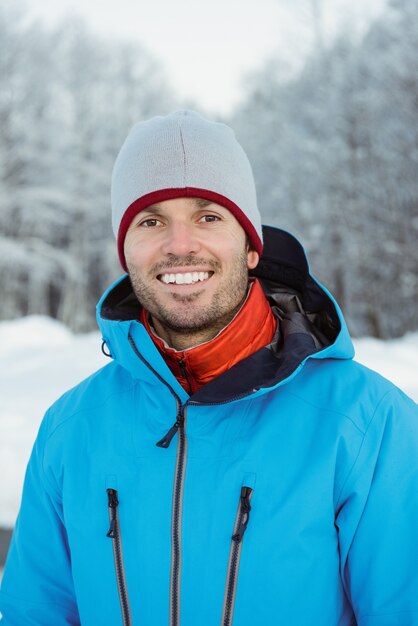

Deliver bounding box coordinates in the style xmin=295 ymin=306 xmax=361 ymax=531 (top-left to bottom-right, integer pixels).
xmin=106 ymin=489 xmax=119 ymax=538
xmin=107 ymin=488 xmax=119 ymax=507
xmin=232 ymin=486 xmax=253 ymax=543
xmin=156 ymin=414 xmax=184 ymax=448
xmin=179 ymin=357 xmax=193 ymax=395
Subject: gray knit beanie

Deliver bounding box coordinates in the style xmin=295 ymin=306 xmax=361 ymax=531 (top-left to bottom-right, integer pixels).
xmin=111 ymin=110 xmax=262 ymax=269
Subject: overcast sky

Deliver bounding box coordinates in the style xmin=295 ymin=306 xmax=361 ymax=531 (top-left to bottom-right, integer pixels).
xmin=24 ymin=0 xmax=387 ymax=114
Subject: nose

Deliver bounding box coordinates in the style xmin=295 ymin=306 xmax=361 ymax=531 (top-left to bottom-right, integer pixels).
xmin=161 ymin=221 xmax=201 ymax=257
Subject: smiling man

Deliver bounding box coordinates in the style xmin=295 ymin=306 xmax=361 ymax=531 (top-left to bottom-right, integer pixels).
xmin=1 ymin=110 xmax=418 ymax=626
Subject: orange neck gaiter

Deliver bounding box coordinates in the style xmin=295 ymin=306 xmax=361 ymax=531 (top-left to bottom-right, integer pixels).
xmin=140 ymin=278 xmax=277 ymax=395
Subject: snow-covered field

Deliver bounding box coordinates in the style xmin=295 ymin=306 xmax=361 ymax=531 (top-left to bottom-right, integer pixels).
xmin=0 ymin=315 xmax=417 ymax=529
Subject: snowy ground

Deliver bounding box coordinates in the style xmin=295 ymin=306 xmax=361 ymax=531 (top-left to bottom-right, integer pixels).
xmin=0 ymin=315 xmax=417 ymax=530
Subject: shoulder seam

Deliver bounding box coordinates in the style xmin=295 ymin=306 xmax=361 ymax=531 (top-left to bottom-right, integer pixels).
xmin=45 ymin=382 xmax=136 ymax=444
xmin=335 ymin=389 xmax=396 ymax=508
xmin=282 ymin=388 xmax=366 ymax=435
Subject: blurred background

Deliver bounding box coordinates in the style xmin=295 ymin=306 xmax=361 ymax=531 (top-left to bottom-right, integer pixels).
xmin=0 ymin=0 xmax=417 ymax=572
xmin=1 ymin=0 xmax=417 ymax=338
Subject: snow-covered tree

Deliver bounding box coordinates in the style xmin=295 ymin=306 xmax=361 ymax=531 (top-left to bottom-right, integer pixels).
xmin=232 ymin=0 xmax=418 ymax=338
xmin=0 ymin=5 xmax=177 ymax=330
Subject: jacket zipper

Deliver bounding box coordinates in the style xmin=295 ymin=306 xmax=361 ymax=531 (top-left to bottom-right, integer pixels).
xmin=155 ymin=403 xmax=188 ymax=626
xmin=221 ymin=486 xmax=253 ymax=626
xmin=129 ymin=333 xmax=190 ymax=625
xmin=106 ymin=489 xmax=132 ymax=626
xmin=169 ymin=404 xmax=187 ymax=626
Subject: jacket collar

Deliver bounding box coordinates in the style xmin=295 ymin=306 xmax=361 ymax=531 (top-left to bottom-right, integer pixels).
xmin=139 ymin=279 xmax=277 ymax=394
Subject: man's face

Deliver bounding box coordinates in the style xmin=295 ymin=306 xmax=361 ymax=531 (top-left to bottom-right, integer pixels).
xmin=124 ymin=197 xmax=259 ymax=341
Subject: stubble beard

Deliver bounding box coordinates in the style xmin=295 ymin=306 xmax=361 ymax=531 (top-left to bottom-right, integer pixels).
xmin=127 ymin=252 xmax=250 ymax=337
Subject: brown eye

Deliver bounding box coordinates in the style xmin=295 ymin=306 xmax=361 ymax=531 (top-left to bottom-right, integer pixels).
xmin=139 ymin=218 xmax=161 ymax=228
xmin=199 ymin=215 xmax=220 ymax=223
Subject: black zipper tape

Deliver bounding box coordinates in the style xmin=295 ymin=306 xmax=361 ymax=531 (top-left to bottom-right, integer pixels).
xmin=169 ymin=408 xmax=188 ymax=626
xmin=221 ymin=486 xmax=253 ymax=626
xmin=106 ymin=489 xmax=132 ymax=626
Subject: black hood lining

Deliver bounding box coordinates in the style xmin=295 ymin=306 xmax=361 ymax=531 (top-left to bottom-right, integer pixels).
xmin=101 ymin=277 xmax=141 ymax=322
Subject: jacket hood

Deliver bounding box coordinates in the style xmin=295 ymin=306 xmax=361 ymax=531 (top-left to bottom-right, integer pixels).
xmin=97 ymin=226 xmax=354 ymax=404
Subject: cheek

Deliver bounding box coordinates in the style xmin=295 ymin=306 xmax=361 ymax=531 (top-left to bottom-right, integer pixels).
xmin=123 ymin=232 xmax=135 ymax=261
xmin=211 ymin=230 xmax=247 ymax=255
xmin=124 ymin=235 xmax=149 ymax=266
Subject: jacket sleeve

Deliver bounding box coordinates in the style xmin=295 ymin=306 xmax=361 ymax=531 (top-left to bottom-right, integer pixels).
xmin=0 ymin=413 xmax=80 ymax=625
xmin=336 ymin=388 xmax=418 ymax=625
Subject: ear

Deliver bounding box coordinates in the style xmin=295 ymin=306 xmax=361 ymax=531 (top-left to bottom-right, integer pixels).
xmin=246 ymin=249 xmax=259 ymax=270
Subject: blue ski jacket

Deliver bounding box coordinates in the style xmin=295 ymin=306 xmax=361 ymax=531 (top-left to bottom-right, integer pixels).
xmin=1 ymin=226 xmax=418 ymax=626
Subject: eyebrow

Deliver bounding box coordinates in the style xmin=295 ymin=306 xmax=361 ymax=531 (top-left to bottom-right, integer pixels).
xmin=141 ymin=198 xmax=213 ymax=214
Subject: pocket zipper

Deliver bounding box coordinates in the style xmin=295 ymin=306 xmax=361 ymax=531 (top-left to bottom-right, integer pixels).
xmin=106 ymin=489 xmax=132 ymax=626
xmin=221 ymin=486 xmax=253 ymax=626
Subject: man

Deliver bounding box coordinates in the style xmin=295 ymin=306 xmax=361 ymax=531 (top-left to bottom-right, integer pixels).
xmin=1 ymin=110 xmax=417 ymax=625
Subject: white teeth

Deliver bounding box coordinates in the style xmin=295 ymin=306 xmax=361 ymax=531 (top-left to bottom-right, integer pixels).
xmin=159 ymin=271 xmax=210 ymax=284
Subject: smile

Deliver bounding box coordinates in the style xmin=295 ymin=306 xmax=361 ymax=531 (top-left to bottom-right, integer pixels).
xmin=158 ymin=271 xmax=212 ymax=285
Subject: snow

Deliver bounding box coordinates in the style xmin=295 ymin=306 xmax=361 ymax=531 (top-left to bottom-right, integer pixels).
xmin=0 ymin=315 xmax=417 ymax=529
xmin=0 ymin=316 xmax=108 ymax=528
xmin=354 ymin=333 xmax=418 ymax=401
